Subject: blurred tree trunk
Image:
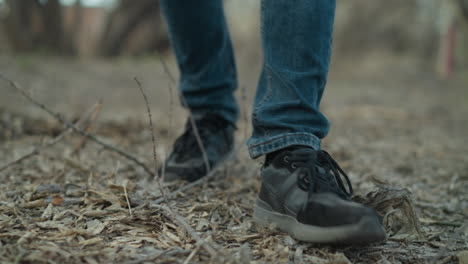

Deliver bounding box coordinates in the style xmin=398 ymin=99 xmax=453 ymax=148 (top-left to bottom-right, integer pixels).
xmin=460 ymin=0 xmax=468 ymax=19
xmin=2 ymin=0 xmax=41 ymax=51
xmin=1 ymin=0 xmax=168 ymax=57
xmin=62 ymin=1 xmax=83 ymax=55
xmin=1 ymin=0 xmax=77 ymax=54
xmin=41 ymin=0 xmax=64 ymax=52
xmin=99 ymin=0 xmax=168 ymax=57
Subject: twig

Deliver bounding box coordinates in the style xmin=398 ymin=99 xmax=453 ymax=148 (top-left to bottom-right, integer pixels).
xmin=0 ymin=102 xmax=99 ymax=173
xmin=158 ymin=55 xmax=211 ymax=174
xmin=126 ymin=248 xmax=190 ymax=264
xmin=134 ymin=77 xmax=220 ymax=259
xmin=134 ymin=77 xmax=171 ymax=206
xmin=123 ymin=180 xmax=133 ymax=216
xmin=0 ymin=73 xmax=153 ymax=176
xmin=134 ymin=77 xmax=158 ymax=175
xmin=0 ymin=130 xmax=67 ymax=173
xmin=72 ymin=100 xmax=103 ymax=155
xmin=152 ymin=204 xmax=218 ymax=257
xmin=151 ymin=146 xmax=239 ymax=205
xmin=183 ymin=242 xmax=201 ymax=264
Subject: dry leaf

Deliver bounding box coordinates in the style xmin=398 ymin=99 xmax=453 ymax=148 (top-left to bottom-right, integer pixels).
xmin=41 ymin=203 xmax=54 ymax=219
xmin=52 ymin=195 xmax=64 ymax=206
xmin=79 ymin=237 xmax=103 ymax=246
xmin=23 ymin=199 xmax=47 ymax=208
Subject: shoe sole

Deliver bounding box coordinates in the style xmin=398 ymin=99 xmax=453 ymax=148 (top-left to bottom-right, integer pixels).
xmin=253 ymin=198 xmax=386 ymax=244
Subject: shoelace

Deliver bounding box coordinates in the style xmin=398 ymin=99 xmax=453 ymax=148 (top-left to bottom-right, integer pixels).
xmin=173 ymin=114 xmax=229 ymax=157
xmin=285 ymin=149 xmax=353 ymax=199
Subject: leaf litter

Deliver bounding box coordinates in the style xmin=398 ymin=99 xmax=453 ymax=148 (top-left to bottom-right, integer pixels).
xmin=1 ymin=99 xmax=467 ymax=263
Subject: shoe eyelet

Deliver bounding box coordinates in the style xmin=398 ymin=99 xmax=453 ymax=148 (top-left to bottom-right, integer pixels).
xmin=283 ymin=156 xmax=290 ymax=163
xmin=291 ymin=162 xmax=297 ymax=169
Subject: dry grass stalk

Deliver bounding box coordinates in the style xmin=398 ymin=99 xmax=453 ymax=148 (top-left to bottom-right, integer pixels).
xmin=123 ymin=180 xmax=133 ymax=216
xmin=152 ymin=204 xmax=219 ymax=258
xmin=157 ymin=55 xmax=211 ymax=175
xmin=0 ymin=129 xmax=67 ymax=173
xmin=0 ymin=102 xmax=102 ymax=173
xmin=134 ymin=77 xmax=170 ymax=203
xmin=151 ymin=148 xmax=238 ymax=205
xmin=0 ymin=73 xmax=153 ymax=176
xmin=183 ymin=243 xmax=201 ymax=264
xmin=134 ymin=76 xmax=222 ymax=260
xmin=72 ymin=100 xmax=103 ymax=155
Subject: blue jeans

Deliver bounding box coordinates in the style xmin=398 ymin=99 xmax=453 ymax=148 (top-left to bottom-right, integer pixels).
xmin=161 ymin=0 xmax=335 ymax=159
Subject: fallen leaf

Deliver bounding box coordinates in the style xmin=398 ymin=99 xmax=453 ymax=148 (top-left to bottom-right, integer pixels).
xmin=79 ymin=237 xmax=103 ymax=246
xmin=52 ymin=195 xmax=64 ymax=206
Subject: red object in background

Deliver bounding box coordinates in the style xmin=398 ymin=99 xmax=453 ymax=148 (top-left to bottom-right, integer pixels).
xmin=443 ymin=22 xmax=457 ymax=79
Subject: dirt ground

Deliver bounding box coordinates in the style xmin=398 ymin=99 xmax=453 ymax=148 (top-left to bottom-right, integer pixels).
xmin=0 ymin=51 xmax=467 ymax=264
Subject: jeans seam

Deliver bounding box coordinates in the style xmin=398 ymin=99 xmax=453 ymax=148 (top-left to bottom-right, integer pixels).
xmin=253 ymin=64 xmax=273 ymax=138
xmin=249 ymin=132 xmax=318 ymax=148
xmin=265 ymin=64 xmax=295 ymax=94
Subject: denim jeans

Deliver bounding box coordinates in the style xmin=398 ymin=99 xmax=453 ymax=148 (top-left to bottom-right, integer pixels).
xmin=160 ymin=0 xmax=335 ymax=159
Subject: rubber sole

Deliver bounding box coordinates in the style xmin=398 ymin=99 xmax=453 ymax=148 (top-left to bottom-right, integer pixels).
xmin=253 ymin=199 xmax=387 ymax=244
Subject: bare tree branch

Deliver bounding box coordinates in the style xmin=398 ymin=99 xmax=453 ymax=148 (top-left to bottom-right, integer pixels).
xmin=157 ymin=54 xmax=211 ymax=174
xmin=72 ymin=100 xmax=103 ymax=155
xmin=134 ymin=77 xmax=221 ymax=259
xmin=0 ymin=73 xmax=153 ymax=176
xmin=0 ymin=129 xmax=67 ymax=173
xmin=150 ymin=148 xmax=238 ymax=205
xmin=0 ymin=102 xmax=101 ymax=172
xmin=152 ymin=204 xmax=219 ymax=258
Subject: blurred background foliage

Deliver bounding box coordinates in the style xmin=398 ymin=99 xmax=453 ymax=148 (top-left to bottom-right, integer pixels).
xmin=0 ymin=0 xmax=168 ymax=57
xmin=0 ymin=0 xmax=467 ymax=78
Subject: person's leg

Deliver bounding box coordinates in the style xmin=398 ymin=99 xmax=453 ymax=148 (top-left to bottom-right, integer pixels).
xmin=247 ymin=0 xmax=334 ymax=158
xmin=160 ymin=0 xmax=237 ymax=182
xmin=251 ymin=0 xmax=386 ymax=244
xmin=160 ymin=0 xmax=239 ymax=124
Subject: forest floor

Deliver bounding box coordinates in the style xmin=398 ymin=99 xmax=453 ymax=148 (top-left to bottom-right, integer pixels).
xmin=0 ymin=53 xmax=467 ymax=264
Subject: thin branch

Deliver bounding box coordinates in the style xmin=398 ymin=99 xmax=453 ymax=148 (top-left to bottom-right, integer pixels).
xmin=134 ymin=77 xmax=219 ymax=259
xmin=183 ymin=243 xmax=201 ymax=264
xmin=151 ymin=146 xmax=239 ymax=205
xmin=161 ymin=63 xmax=175 ymax=131
xmin=134 ymin=76 xmax=171 ymax=205
xmin=0 ymin=102 xmax=101 ymax=173
xmin=158 ymin=55 xmax=211 ymax=174
xmin=123 ymin=180 xmax=133 ymax=216
xmin=0 ymin=130 xmax=67 ymax=173
xmin=134 ymin=77 xmax=158 ymax=175
xmin=72 ymin=100 xmax=103 ymax=155
xmin=0 ymin=73 xmax=153 ymax=176
xmin=152 ymin=204 xmax=218 ymax=257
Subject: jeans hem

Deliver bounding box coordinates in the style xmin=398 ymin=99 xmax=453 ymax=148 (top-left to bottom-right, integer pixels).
xmin=247 ymin=132 xmax=321 ymax=159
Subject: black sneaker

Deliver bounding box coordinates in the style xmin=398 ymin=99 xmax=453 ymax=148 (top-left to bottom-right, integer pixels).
xmin=253 ymin=147 xmax=386 ymax=244
xmin=163 ymin=113 xmax=235 ymax=182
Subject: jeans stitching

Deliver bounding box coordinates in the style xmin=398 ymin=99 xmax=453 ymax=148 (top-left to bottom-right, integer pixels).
xmin=253 ymin=65 xmax=273 ymax=138
xmin=249 ymin=132 xmax=319 ymax=148
xmin=264 ymin=64 xmax=296 ymax=94
xmin=248 ymin=133 xmax=321 ymax=158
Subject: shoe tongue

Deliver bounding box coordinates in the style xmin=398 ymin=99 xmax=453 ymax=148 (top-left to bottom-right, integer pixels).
xmin=289 ymin=147 xmax=316 ymax=155
xmin=265 ymin=146 xmax=316 ymax=166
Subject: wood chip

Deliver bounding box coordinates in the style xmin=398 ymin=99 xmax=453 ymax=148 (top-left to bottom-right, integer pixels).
xmin=78 ymin=237 xmax=103 ymax=246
